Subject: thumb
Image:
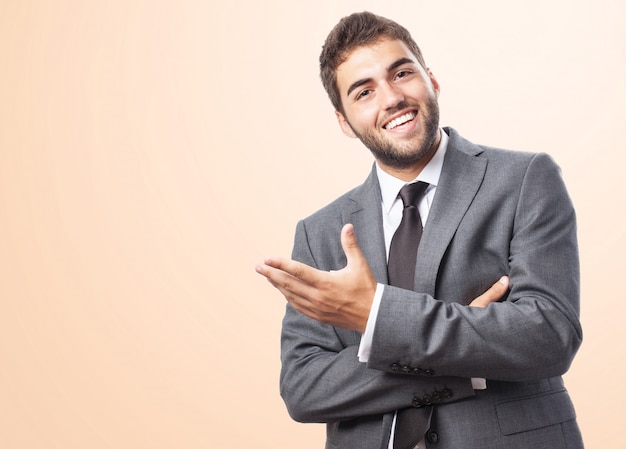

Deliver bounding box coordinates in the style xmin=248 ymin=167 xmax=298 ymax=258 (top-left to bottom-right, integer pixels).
xmin=340 ymin=223 xmax=365 ymax=267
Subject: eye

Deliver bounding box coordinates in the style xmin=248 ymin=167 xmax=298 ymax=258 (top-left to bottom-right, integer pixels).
xmin=356 ymin=89 xmax=371 ymax=100
xmin=395 ymin=70 xmax=413 ymax=80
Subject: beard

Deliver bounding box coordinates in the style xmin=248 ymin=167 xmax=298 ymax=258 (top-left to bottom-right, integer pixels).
xmin=350 ymin=96 xmax=440 ymax=169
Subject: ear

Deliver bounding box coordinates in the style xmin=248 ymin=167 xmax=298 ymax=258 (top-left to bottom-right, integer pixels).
xmin=427 ymin=69 xmax=441 ymax=98
xmin=335 ymin=110 xmax=357 ymax=138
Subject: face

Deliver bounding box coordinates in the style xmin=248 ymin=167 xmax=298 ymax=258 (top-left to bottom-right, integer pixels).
xmin=334 ymin=38 xmax=441 ymax=173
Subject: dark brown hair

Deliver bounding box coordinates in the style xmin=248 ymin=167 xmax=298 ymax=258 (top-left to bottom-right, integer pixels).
xmin=319 ymin=11 xmax=427 ymax=113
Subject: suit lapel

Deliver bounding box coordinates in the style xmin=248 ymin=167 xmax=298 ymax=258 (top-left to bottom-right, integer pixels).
xmin=414 ymin=129 xmax=487 ymax=296
xmin=345 ymin=166 xmax=389 ymax=285
xmin=343 ymin=129 xmax=488 ymax=296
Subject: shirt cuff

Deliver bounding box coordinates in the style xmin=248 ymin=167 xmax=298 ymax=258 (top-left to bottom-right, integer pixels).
xmin=471 ymin=378 xmax=487 ymax=390
xmin=358 ymin=283 xmax=385 ymax=363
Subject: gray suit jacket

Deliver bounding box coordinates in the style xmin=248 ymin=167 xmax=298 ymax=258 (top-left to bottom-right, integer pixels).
xmin=280 ymin=128 xmax=584 ymax=449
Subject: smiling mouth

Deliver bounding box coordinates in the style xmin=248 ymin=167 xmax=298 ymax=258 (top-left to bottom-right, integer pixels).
xmin=383 ymin=111 xmax=417 ymax=130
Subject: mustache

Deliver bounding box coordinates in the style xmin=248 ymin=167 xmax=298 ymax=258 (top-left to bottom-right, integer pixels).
xmin=381 ymin=101 xmax=419 ymax=122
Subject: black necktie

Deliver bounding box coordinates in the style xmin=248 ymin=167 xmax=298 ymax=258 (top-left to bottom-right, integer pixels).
xmin=387 ymin=181 xmax=429 ymax=289
xmin=387 ymin=181 xmax=432 ymax=449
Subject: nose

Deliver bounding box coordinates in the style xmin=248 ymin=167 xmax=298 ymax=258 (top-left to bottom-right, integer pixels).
xmin=379 ymin=82 xmax=405 ymax=110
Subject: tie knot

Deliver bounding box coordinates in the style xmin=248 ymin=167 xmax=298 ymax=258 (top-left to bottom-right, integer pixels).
xmin=398 ymin=181 xmax=429 ymax=208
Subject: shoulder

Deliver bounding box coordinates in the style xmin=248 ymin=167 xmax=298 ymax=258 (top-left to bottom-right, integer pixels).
xmin=446 ymin=127 xmax=561 ymax=176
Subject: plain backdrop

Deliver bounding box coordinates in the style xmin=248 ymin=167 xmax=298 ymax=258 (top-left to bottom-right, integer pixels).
xmin=1 ymin=0 xmax=624 ymax=447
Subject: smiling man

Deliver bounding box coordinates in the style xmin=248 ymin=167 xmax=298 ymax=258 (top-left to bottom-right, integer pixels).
xmin=256 ymin=11 xmax=583 ymax=449
xmin=335 ymin=40 xmax=441 ymax=178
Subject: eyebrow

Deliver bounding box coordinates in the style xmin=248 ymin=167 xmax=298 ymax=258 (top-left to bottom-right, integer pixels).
xmin=345 ymin=57 xmax=416 ymax=97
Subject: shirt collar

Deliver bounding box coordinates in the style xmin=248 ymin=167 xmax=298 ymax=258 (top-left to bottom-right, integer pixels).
xmin=376 ymin=128 xmax=448 ymax=214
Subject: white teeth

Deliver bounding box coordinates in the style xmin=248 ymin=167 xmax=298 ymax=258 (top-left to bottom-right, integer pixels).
xmin=385 ymin=112 xmax=416 ymax=130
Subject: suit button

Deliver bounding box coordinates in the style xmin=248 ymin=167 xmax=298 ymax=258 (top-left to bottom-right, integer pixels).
xmin=401 ymin=365 xmax=411 ymax=374
xmin=426 ymin=430 xmax=439 ymax=444
xmin=422 ymin=394 xmax=432 ymax=405
xmin=412 ymin=367 xmax=423 ymax=375
xmin=442 ymin=388 xmax=453 ymax=399
xmin=390 ymin=363 xmax=401 ymax=372
xmin=412 ymin=396 xmax=423 ymax=408
xmin=424 ymin=369 xmax=435 ymax=376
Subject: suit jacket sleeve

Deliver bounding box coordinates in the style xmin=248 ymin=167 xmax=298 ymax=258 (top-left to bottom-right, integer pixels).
xmin=279 ymin=219 xmax=476 ymax=424
xmin=367 ymin=152 xmax=582 ymax=382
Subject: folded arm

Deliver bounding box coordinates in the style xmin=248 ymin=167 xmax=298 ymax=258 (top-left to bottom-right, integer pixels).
xmin=367 ymin=153 xmax=582 ymax=381
xmin=279 ymin=304 xmax=475 ymax=423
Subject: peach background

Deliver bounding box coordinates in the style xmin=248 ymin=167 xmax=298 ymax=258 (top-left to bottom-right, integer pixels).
xmin=1 ymin=1 xmax=624 ymax=447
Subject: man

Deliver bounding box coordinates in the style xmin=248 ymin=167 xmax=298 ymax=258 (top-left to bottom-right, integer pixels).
xmin=256 ymin=11 xmax=583 ymax=449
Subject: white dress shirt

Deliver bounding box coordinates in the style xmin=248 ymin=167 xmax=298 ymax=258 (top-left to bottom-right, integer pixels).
xmin=355 ymin=130 xmax=485 ymax=449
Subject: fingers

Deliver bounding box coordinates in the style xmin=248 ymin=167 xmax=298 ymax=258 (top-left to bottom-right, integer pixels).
xmin=256 ymin=223 xmax=375 ymax=331
xmin=259 ymin=256 xmax=321 ymax=287
xmin=260 ymin=223 xmax=361 ymax=284
xmin=256 ymin=258 xmax=312 ymax=292
xmin=256 ymin=259 xmax=343 ymax=325
xmin=256 ymin=260 xmax=320 ymax=308
xmin=469 ymin=276 xmax=509 ymax=308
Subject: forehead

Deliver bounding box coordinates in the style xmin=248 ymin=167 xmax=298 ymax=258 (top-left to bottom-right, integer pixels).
xmin=335 ymin=38 xmax=420 ymax=94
